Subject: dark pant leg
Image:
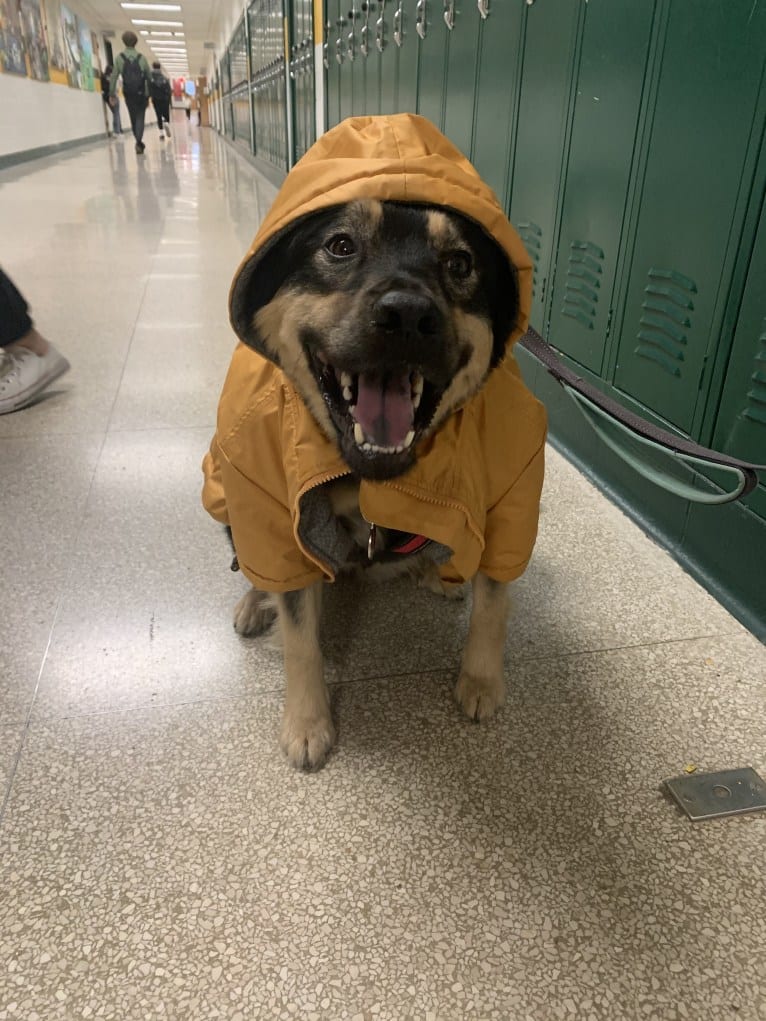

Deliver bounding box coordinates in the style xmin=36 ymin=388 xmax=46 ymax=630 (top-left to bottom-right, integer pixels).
xmin=126 ymin=97 xmax=146 ymax=144
xmin=0 ymin=269 xmax=33 ymax=347
xmin=157 ymin=101 xmax=170 ymax=130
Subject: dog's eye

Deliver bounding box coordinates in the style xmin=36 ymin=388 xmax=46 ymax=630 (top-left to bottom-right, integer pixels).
xmin=325 ymin=234 xmax=357 ymax=259
xmin=445 ymin=250 xmax=473 ymax=280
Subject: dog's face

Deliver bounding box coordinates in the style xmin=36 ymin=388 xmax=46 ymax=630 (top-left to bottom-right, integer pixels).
xmin=243 ymin=199 xmax=519 ymax=480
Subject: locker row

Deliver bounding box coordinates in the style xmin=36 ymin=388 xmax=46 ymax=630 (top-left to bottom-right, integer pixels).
xmin=208 ymin=0 xmax=766 ymax=631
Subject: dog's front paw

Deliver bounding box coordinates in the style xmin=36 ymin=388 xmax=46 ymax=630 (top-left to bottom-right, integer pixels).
xmin=280 ymin=708 xmax=336 ymax=770
xmin=454 ymin=670 xmax=505 ymax=722
xmin=233 ymin=588 xmax=277 ymax=636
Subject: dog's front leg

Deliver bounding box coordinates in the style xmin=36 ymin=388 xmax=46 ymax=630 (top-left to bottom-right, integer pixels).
xmin=277 ymin=583 xmax=335 ymax=770
xmin=455 ymin=573 xmax=509 ymax=721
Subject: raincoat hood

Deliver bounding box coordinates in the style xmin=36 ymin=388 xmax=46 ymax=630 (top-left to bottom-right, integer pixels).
xmin=229 ymin=113 xmax=533 ymax=359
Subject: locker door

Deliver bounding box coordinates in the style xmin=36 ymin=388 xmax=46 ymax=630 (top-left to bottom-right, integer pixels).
xmin=612 ymin=0 xmax=766 ymax=434
xmin=471 ymin=0 xmax=524 ymax=207
xmin=377 ymin=0 xmax=397 ymax=113
xmin=325 ymin=1 xmax=342 ymax=127
xmin=509 ymin=0 xmax=582 ymax=333
xmin=712 ymin=196 xmax=766 ymax=505
xmin=548 ymin=0 xmax=655 ymax=374
xmin=355 ymin=1 xmax=377 ymax=114
xmin=335 ymin=6 xmax=353 ymax=120
xmin=347 ymin=0 xmax=366 ymax=116
xmin=442 ymin=0 xmax=480 ymax=157
xmin=393 ymin=0 xmax=419 ymax=113
xmin=416 ymin=0 xmax=450 ymax=129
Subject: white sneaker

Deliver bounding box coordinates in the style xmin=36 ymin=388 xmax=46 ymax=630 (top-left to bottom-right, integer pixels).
xmin=0 ymin=344 xmax=71 ymax=414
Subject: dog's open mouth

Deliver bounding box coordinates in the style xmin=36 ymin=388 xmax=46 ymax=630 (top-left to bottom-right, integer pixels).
xmin=310 ymin=351 xmax=441 ymax=461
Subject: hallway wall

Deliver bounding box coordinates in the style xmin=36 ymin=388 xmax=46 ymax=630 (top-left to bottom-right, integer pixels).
xmin=0 ymin=73 xmax=112 ymax=159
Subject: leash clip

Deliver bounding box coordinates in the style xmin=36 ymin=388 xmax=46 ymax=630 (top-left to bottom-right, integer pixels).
xmin=367 ymin=522 xmax=377 ymax=561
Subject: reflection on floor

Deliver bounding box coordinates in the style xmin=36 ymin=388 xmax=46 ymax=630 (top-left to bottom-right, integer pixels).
xmin=1 ymin=125 xmax=765 ymax=1021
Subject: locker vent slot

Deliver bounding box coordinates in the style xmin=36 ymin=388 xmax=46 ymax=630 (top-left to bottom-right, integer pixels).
xmin=517 ymin=221 xmax=542 ymax=298
xmin=561 ymin=241 xmax=603 ymax=331
xmin=635 ymin=267 xmax=697 ymax=378
xmin=743 ymin=323 xmax=766 ymax=426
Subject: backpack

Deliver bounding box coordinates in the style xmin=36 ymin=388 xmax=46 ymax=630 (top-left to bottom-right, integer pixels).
xmin=120 ymin=53 xmax=146 ymax=100
xmin=150 ymin=69 xmax=171 ymax=103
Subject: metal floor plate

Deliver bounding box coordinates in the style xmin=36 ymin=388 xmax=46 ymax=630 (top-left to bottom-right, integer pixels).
xmin=664 ymin=767 xmax=766 ymax=821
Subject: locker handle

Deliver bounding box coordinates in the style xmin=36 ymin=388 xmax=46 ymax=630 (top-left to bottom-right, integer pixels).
xmin=477 ymin=0 xmax=489 ymax=17
xmin=443 ymin=0 xmax=454 ymax=30
xmin=393 ymin=2 xmax=403 ymax=46
xmin=416 ymin=0 xmax=427 ymax=38
xmin=347 ymin=26 xmax=356 ymax=60
xmin=376 ymin=0 xmax=387 ymax=51
xmin=360 ymin=22 xmax=369 ymax=56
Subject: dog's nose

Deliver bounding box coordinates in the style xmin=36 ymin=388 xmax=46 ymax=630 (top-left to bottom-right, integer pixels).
xmin=373 ymin=290 xmax=441 ymax=338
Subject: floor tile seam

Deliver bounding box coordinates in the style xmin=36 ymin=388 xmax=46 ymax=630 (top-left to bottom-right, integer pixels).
xmin=0 ymin=274 xmax=158 ymax=829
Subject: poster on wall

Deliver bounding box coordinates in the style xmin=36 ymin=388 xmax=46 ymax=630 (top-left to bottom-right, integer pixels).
xmin=60 ymin=3 xmax=81 ymax=87
xmin=20 ymin=0 xmax=50 ymax=80
xmin=0 ymin=0 xmax=28 ymax=75
xmin=41 ymin=0 xmax=67 ymax=84
xmin=76 ymin=14 xmax=92 ymax=89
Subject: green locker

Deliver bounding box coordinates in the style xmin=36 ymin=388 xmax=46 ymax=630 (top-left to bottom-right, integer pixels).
xmin=377 ymin=0 xmax=397 ymax=113
xmin=509 ymin=0 xmax=582 ymax=333
xmin=712 ymin=195 xmax=766 ymax=514
xmin=471 ymin=0 xmax=524 ymax=207
xmin=548 ymin=0 xmax=656 ymax=374
xmin=415 ymin=0 xmax=450 ymax=130
xmin=393 ymin=0 xmax=419 ymax=114
xmin=611 ymin=0 xmax=766 ymax=435
xmin=442 ymin=0 xmax=480 ymax=159
xmin=324 ymin=2 xmax=342 ymax=127
xmin=289 ymin=0 xmax=315 ymax=161
xmin=335 ymin=6 xmax=354 ymax=120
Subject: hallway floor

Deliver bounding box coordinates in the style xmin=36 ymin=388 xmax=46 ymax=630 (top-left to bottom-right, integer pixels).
xmin=1 ymin=124 xmax=765 ymax=1021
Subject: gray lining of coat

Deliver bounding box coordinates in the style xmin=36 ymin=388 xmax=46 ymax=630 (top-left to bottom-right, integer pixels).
xmin=297 ymin=485 xmax=452 ymax=576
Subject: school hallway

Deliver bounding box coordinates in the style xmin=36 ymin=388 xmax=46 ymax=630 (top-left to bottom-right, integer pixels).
xmin=1 ymin=124 xmax=766 ymax=1020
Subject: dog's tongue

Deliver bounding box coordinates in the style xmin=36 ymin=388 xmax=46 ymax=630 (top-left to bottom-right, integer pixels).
xmin=354 ymin=371 xmax=413 ymax=448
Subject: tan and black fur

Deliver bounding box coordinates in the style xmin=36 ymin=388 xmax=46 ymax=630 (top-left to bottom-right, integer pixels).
xmin=232 ymin=199 xmax=521 ymax=769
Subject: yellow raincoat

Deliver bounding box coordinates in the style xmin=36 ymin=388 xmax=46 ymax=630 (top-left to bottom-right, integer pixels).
xmin=202 ymin=114 xmax=547 ymax=592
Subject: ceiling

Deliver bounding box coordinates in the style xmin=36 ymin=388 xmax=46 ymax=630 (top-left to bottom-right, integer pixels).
xmin=77 ymin=0 xmax=226 ymax=80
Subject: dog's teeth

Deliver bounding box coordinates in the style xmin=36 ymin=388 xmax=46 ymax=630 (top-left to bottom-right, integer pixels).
xmin=354 ymin=423 xmax=365 ymax=446
xmin=404 ymin=430 xmax=415 ymax=448
xmin=412 ymin=393 xmax=421 ymax=410
xmin=343 ymin=386 xmax=353 ymax=401
xmin=411 ymin=373 xmax=424 ymax=396
xmin=340 ymin=371 xmax=353 ymax=388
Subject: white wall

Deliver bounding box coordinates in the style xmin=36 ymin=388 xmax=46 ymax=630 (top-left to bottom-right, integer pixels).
xmin=0 ymin=74 xmax=112 ymax=158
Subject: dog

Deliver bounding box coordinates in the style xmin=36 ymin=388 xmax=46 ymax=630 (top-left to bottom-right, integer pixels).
xmin=203 ymin=114 xmax=546 ymax=770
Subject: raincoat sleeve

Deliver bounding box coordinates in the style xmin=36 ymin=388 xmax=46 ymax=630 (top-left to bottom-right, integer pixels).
xmin=479 ymin=435 xmax=546 ymax=582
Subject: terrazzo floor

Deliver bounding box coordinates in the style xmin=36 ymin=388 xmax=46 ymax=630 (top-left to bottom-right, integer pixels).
xmin=1 ymin=123 xmax=765 ymax=1021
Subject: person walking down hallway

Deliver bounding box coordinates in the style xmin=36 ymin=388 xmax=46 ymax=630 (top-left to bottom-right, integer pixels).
xmin=149 ymin=62 xmax=172 ymax=140
xmin=101 ymin=64 xmax=122 ymax=137
xmin=110 ymin=32 xmax=151 ymax=155
xmin=0 ymin=269 xmax=70 ymax=415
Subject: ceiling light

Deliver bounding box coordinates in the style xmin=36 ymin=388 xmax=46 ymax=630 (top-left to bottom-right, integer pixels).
xmin=150 ymin=39 xmax=186 ymax=44
xmin=148 ymin=31 xmax=172 ymax=36
xmin=131 ymin=19 xmax=183 ymax=26
xmin=121 ymin=4 xmax=182 ymax=10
